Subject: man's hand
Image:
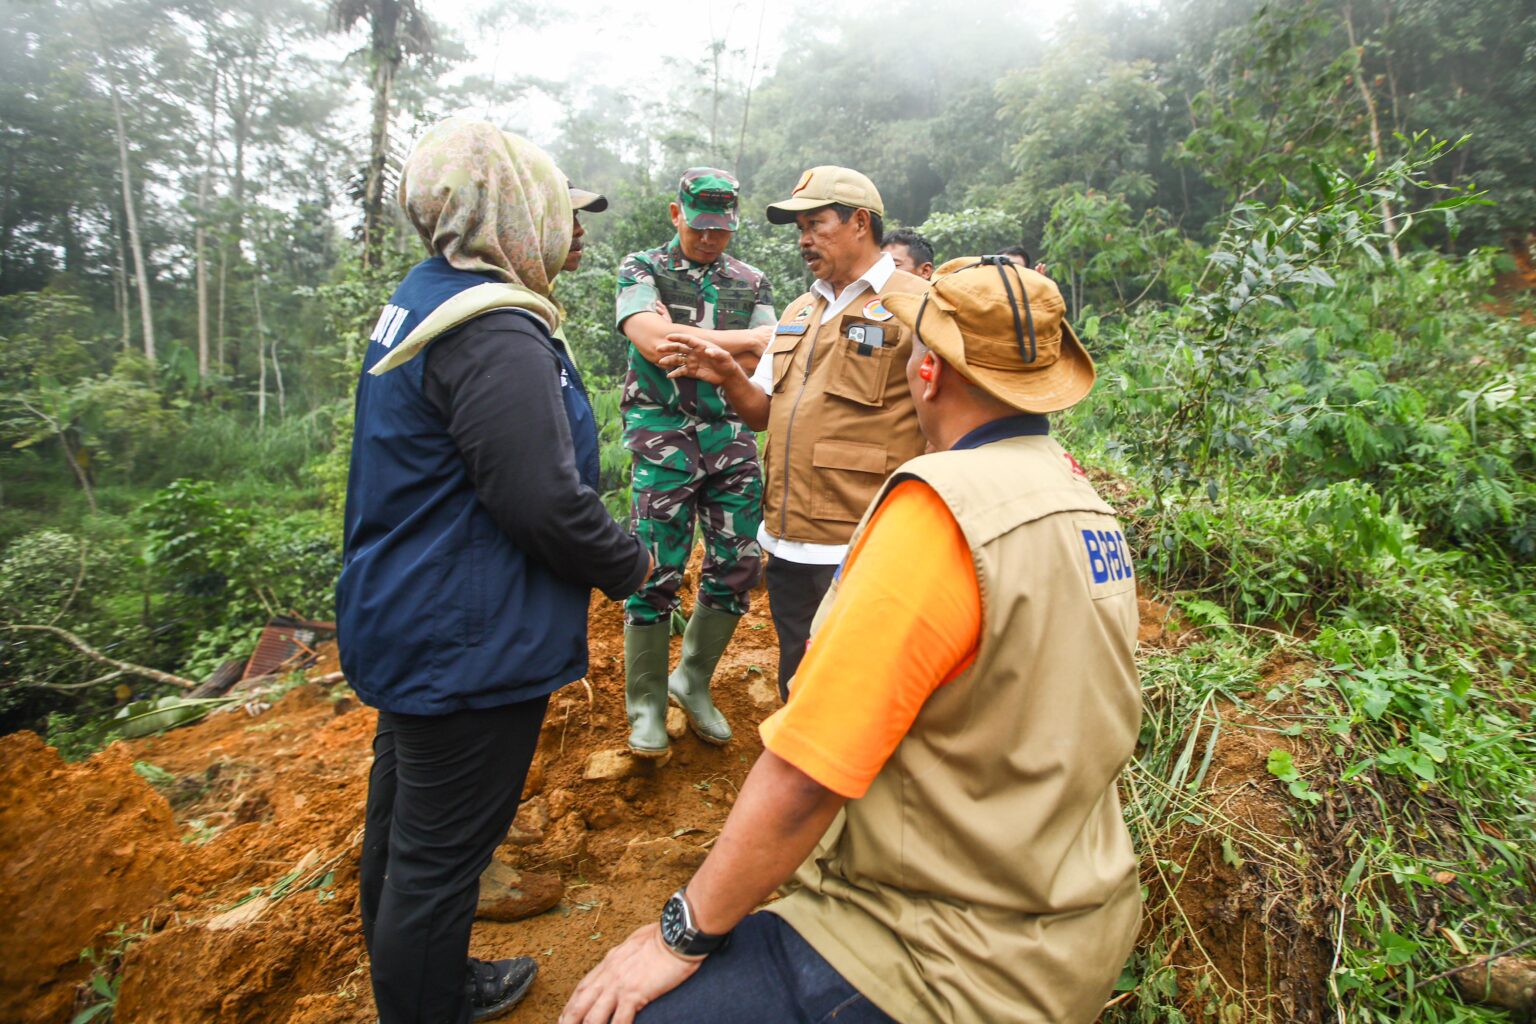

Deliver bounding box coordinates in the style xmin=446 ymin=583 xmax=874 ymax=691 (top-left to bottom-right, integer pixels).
xmin=559 ymin=923 xmax=700 ymax=1024
xmin=657 ymin=333 xmax=743 ymax=387
xmin=746 ymin=323 xmax=773 ymax=356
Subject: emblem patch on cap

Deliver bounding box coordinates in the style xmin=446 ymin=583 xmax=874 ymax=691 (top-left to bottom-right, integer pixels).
xmin=861 ymin=297 xmax=893 ymax=322
xmin=792 ymin=170 xmax=814 ymax=196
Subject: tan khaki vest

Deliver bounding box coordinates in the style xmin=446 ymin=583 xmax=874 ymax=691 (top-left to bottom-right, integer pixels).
xmin=770 ymin=435 xmax=1143 ymax=1024
xmin=761 ymin=269 xmax=930 ymax=546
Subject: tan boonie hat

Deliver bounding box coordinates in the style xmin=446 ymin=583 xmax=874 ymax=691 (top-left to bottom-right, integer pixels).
xmin=569 ymin=184 xmax=609 ymax=213
xmin=883 ymin=256 xmax=1096 ymax=414
xmin=766 ymin=165 xmax=884 ymax=224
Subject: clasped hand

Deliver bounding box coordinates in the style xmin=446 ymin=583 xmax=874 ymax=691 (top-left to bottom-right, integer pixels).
xmin=656 ymin=333 xmax=740 ymax=386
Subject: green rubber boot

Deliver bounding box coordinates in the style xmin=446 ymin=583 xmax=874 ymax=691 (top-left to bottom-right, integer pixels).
xmin=624 ymin=621 xmax=672 ymax=758
xmin=667 ymin=604 xmax=739 ymax=745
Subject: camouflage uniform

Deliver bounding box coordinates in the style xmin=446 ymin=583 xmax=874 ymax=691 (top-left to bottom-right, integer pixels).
xmin=615 ymin=231 xmax=776 ymax=627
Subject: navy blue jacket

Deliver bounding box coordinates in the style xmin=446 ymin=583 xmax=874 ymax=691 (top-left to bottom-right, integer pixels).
xmin=336 ymin=257 xmax=646 ymax=715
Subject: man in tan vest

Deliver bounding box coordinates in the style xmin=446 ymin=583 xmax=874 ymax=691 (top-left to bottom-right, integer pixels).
xmin=561 ymin=257 xmax=1143 ymax=1024
xmin=652 ymin=165 xmax=930 ymax=698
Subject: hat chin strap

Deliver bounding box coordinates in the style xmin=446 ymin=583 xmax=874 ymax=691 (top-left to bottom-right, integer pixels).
xmin=944 ymin=257 xmax=1039 ymax=364
xmin=991 ymin=260 xmax=1038 ymax=364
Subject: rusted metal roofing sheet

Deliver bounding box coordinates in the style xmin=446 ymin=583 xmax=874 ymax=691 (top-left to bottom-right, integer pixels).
xmin=240 ymin=616 xmax=337 ymax=681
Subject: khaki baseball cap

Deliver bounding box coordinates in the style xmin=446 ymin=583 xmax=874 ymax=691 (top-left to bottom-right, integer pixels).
xmin=568 ymin=184 xmax=608 ymax=213
xmin=883 ymin=256 xmax=1096 ymax=414
xmin=766 ymin=166 xmax=884 ymax=224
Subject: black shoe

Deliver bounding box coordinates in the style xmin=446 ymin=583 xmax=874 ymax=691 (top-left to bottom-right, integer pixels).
xmin=466 ymin=956 xmax=537 ymax=1020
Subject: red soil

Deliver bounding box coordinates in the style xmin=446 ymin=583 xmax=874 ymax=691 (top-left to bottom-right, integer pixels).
xmin=1 ymin=576 xmax=1289 ymax=1023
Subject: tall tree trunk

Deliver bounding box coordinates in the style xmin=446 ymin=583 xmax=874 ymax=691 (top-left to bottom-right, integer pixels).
xmin=252 ymin=260 xmax=269 ymax=429
xmin=112 ymin=212 xmax=130 ymax=349
xmin=19 ymin=398 xmax=96 ymax=513
xmin=108 ymin=78 xmax=156 ymax=361
xmin=217 ymin=245 xmax=228 ymax=373
xmin=61 ymin=435 xmax=97 ymax=515
xmin=252 ymin=227 xmax=283 ymax=420
xmin=272 ymin=340 xmax=286 ymax=419
xmin=709 ymin=41 xmax=722 ymax=158
xmin=363 ymin=1 xmax=402 ymax=268
xmin=195 ymin=68 xmax=220 ymax=384
xmin=1344 ymin=3 xmax=1401 ymax=261
xmin=735 ymin=2 xmax=767 ymax=168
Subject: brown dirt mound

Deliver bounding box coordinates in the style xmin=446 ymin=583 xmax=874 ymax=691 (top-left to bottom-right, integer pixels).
xmin=1135 ymin=653 xmax=1341 ymax=1022
xmin=0 ymin=732 xmax=192 ymax=1023
xmin=4 ymin=571 xmax=1307 ymax=1023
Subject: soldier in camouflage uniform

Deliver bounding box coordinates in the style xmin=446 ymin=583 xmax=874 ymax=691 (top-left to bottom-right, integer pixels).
xmin=615 ymin=168 xmax=777 ymax=757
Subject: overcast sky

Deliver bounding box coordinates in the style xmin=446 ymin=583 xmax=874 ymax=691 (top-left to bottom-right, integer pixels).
xmin=416 ymin=0 xmax=1065 ymax=148
xmin=421 ymin=0 xmax=821 ymax=145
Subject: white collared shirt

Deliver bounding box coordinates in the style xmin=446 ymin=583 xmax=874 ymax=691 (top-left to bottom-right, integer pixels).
xmin=748 ymin=251 xmax=895 ymax=394
xmin=749 ymin=251 xmax=897 ymax=565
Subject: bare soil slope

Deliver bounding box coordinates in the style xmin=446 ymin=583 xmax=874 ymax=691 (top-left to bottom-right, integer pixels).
xmin=1 ymin=584 xmax=1301 ymax=1023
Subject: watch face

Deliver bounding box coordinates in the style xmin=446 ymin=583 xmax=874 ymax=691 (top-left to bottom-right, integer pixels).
xmin=660 ymin=894 xmax=687 ymax=946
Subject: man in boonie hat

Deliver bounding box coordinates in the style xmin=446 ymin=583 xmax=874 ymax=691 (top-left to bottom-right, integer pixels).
xmin=613 ymin=168 xmax=778 ymax=760
xmin=560 ymin=257 xmax=1141 ymax=1024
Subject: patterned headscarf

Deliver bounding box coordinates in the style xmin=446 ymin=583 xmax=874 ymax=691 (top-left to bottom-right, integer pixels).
xmin=398 ymin=118 xmax=572 ymax=296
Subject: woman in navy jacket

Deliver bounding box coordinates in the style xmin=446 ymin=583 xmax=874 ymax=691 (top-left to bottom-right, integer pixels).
xmin=336 ymin=119 xmax=649 ymax=1023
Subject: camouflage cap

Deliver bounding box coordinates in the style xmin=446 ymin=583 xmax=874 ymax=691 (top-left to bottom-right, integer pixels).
xmin=678 ymin=168 xmax=740 ymax=231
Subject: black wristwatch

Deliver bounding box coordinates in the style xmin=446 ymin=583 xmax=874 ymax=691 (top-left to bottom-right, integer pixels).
xmin=659 ymin=886 xmax=730 ymax=960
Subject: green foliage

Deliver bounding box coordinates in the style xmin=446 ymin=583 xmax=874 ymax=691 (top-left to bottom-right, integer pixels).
xmin=72 ymin=922 xmax=148 ymax=1024
xmin=913 ymin=208 xmax=1022 ymax=264
xmin=996 ymin=40 xmax=1166 ymax=228
xmin=1041 ymin=189 xmax=1195 ymax=314
xmin=0 ymin=529 xmax=88 ymax=621
xmin=138 ymin=480 xmax=338 ymax=660
xmin=44 ymin=711 xmax=124 ymax=764
xmin=589 ymin=384 xmax=631 ymax=521
xmin=1 ymin=4 xmax=1533 ymax=1020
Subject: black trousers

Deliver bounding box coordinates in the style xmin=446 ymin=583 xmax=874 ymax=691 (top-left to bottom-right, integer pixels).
xmin=764 ymin=555 xmax=838 ymax=699
xmin=360 ymin=696 xmax=549 ymax=1024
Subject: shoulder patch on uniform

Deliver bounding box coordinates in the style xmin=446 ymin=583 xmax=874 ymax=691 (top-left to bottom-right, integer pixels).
xmin=794 ymin=303 xmax=814 ymax=320
xmin=1063 ymin=451 xmax=1088 ymax=477
xmin=1075 ymin=518 xmax=1136 ymax=599
xmin=861 ymin=297 xmax=893 ymax=322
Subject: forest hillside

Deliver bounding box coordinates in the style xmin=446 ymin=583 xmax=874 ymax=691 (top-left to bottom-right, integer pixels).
xmin=1 ymin=0 xmax=1533 ymax=1021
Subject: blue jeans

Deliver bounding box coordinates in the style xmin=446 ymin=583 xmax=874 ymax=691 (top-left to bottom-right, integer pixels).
xmin=637 ymin=912 xmax=896 ymax=1024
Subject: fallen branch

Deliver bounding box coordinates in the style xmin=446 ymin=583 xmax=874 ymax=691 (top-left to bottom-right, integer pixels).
xmin=3 ymin=623 xmax=199 ymax=689
xmin=1412 ymin=936 xmax=1536 ymax=992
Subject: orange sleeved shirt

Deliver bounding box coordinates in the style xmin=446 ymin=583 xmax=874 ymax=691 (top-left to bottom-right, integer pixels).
xmin=759 ymin=479 xmax=982 ymax=798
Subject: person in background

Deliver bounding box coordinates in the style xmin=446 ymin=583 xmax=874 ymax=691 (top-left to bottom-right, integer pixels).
xmin=1001 ymin=242 xmax=1050 ymax=277
xmin=336 ymin=118 xmax=650 ymax=1023
xmin=882 ymin=227 xmax=935 ymax=280
xmin=561 ymin=255 xmax=1141 ymax=1024
xmin=614 ymin=169 xmax=776 ymax=758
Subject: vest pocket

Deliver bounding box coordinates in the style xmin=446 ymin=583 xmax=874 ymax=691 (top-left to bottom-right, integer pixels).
xmin=811 ymin=439 xmax=888 ymax=523
xmin=825 ymin=329 xmax=900 ymax=407
xmin=770 ymin=333 xmax=803 ymax=393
